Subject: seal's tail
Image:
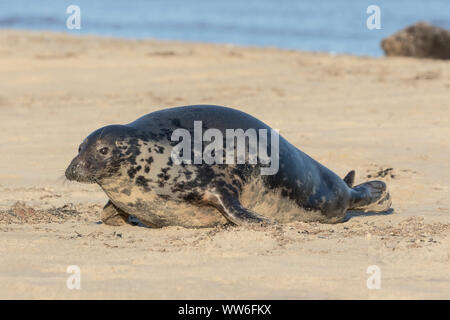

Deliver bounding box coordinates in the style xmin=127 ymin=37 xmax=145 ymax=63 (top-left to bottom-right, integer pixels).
xmin=343 ymin=170 xmax=355 ymax=187
xmin=344 ymin=171 xmax=392 ymax=212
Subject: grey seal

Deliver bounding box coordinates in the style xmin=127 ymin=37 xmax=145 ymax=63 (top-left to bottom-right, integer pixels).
xmin=65 ymin=105 xmax=391 ymax=227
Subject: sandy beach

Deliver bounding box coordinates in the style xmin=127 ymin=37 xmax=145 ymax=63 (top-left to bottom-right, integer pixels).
xmin=0 ymin=30 xmax=449 ymax=299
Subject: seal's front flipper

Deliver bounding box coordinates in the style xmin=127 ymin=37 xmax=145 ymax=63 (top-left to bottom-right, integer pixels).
xmin=101 ymin=200 xmax=130 ymax=226
xmin=349 ymin=180 xmax=391 ymax=212
xmin=343 ymin=170 xmax=355 ymax=188
xmin=206 ymin=191 xmax=272 ymax=226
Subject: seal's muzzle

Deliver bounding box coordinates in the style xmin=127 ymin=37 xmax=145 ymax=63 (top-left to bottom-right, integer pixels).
xmin=65 ymin=158 xmax=95 ymax=183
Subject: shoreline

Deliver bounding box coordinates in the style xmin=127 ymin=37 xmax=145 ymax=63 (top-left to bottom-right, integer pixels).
xmin=1 ymin=28 xmax=386 ymax=58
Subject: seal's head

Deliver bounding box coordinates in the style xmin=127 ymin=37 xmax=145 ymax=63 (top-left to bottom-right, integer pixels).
xmin=65 ymin=125 xmax=137 ymax=184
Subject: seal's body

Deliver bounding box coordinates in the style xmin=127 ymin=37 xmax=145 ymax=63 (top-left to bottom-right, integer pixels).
xmin=66 ymin=105 xmax=391 ymax=227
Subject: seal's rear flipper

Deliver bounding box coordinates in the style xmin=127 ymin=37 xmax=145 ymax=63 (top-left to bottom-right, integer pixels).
xmin=349 ymin=180 xmax=392 ymax=212
xmin=343 ymin=170 xmax=355 ymax=187
xmin=206 ymin=190 xmax=272 ymax=226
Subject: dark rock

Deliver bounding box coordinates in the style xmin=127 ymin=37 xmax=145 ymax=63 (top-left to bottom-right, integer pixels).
xmin=381 ymin=22 xmax=450 ymax=60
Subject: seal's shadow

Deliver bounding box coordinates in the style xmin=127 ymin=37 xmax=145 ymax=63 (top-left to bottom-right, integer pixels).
xmin=96 ymin=216 xmax=150 ymax=228
xmin=97 ymin=210 xmax=395 ymax=226
xmin=343 ymin=208 xmax=394 ymax=222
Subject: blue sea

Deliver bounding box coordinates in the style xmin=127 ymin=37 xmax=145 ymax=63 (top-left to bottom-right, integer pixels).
xmin=0 ymin=0 xmax=449 ymax=56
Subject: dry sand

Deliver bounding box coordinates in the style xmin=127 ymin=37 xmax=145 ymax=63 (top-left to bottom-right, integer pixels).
xmin=0 ymin=30 xmax=448 ymax=299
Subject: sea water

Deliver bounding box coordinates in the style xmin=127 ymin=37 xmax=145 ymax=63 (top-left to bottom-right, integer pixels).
xmin=0 ymin=0 xmax=449 ymax=56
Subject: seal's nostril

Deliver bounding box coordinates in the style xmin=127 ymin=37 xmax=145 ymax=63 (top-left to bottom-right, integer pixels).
xmin=65 ymin=162 xmax=78 ymax=181
xmin=65 ymin=167 xmax=72 ymax=180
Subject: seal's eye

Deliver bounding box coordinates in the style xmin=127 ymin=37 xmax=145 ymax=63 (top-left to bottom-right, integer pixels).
xmin=99 ymin=147 xmax=109 ymax=155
